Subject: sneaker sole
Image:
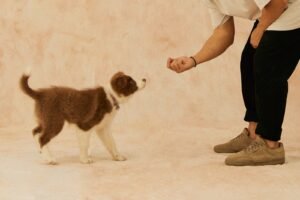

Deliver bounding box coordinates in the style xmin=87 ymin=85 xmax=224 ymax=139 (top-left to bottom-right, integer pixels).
xmin=225 ymin=158 xmax=285 ymax=166
xmin=214 ymin=149 xmax=240 ymax=153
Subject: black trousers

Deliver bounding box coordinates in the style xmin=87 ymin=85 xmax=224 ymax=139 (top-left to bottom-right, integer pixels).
xmin=241 ymin=21 xmax=300 ymax=141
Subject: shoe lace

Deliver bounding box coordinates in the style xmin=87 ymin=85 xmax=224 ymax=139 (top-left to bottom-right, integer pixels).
xmin=245 ymin=141 xmax=264 ymax=153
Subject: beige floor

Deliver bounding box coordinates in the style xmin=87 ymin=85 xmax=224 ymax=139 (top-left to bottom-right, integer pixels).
xmin=1 ymin=123 xmax=300 ymax=200
xmin=1 ymin=1 xmax=300 ymax=199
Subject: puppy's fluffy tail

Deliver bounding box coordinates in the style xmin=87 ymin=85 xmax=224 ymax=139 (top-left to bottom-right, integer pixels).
xmin=20 ymin=68 xmax=40 ymax=99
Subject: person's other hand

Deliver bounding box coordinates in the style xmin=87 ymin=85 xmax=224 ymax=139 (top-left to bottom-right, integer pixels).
xmin=167 ymin=56 xmax=195 ymax=73
xmin=250 ymin=27 xmax=265 ymax=48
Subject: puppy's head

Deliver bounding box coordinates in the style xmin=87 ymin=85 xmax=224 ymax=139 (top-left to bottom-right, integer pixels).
xmin=110 ymin=72 xmax=146 ymax=98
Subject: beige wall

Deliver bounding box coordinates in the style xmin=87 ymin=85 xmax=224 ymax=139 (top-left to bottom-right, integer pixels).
xmin=0 ymin=0 xmax=299 ymax=131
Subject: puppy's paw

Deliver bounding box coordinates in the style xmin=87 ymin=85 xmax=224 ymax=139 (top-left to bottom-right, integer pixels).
xmin=80 ymin=157 xmax=94 ymax=164
xmin=113 ymin=154 xmax=127 ymax=161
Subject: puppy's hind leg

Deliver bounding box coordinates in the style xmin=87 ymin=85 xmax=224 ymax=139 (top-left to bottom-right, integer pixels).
xmin=38 ymin=121 xmax=64 ymax=165
xmin=32 ymin=125 xmax=43 ymax=152
xmin=96 ymin=127 xmax=126 ymax=161
xmin=76 ymin=131 xmax=93 ymax=164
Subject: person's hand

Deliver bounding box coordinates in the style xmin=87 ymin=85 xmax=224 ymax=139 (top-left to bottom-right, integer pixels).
xmin=250 ymin=27 xmax=265 ymax=48
xmin=167 ymin=56 xmax=195 ymax=73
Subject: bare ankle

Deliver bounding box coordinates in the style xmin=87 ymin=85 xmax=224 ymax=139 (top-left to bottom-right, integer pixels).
xmin=264 ymin=139 xmax=280 ymax=149
xmin=247 ymin=122 xmax=258 ymax=140
xmin=249 ymin=132 xmax=256 ymax=140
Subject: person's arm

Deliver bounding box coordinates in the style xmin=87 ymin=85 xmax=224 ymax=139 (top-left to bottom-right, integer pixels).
xmin=251 ymin=0 xmax=288 ymax=48
xmin=167 ymin=17 xmax=235 ymax=73
xmin=193 ymin=16 xmax=235 ymax=65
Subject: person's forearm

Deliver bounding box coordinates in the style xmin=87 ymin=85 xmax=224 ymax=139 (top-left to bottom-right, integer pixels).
xmin=192 ymin=17 xmax=235 ymax=65
xmin=257 ymin=0 xmax=288 ymax=30
xmin=193 ymin=32 xmax=233 ymax=64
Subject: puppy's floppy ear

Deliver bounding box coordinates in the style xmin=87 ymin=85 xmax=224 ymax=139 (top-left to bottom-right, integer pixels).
xmin=111 ymin=71 xmax=124 ymax=81
xmin=115 ymin=76 xmax=128 ymax=89
xmin=111 ymin=72 xmax=128 ymax=91
xmin=115 ymin=71 xmax=125 ymax=76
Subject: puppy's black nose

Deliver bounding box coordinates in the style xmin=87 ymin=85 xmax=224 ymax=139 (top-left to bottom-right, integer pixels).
xmin=142 ymin=78 xmax=146 ymax=82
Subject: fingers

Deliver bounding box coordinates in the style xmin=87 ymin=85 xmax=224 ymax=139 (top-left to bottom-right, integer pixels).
xmin=168 ymin=57 xmax=183 ymax=71
xmin=167 ymin=57 xmax=174 ymax=68
xmin=167 ymin=57 xmax=182 ymax=72
xmin=167 ymin=57 xmax=193 ymax=73
xmin=171 ymin=59 xmax=182 ymax=73
xmin=167 ymin=57 xmax=179 ymax=72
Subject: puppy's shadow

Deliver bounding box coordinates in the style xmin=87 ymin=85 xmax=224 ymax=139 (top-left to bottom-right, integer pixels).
xmin=56 ymin=155 xmax=115 ymax=165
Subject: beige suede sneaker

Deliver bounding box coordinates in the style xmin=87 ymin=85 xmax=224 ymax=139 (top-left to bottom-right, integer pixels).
xmin=225 ymin=136 xmax=285 ymax=166
xmin=214 ymin=128 xmax=253 ymax=153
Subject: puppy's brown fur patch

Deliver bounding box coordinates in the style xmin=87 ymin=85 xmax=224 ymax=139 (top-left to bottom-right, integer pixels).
xmin=20 ymin=75 xmax=113 ymax=147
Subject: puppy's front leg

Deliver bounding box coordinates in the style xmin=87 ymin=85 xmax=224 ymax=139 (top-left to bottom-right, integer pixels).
xmin=76 ymin=131 xmax=93 ymax=164
xmin=96 ymin=128 xmax=126 ymax=161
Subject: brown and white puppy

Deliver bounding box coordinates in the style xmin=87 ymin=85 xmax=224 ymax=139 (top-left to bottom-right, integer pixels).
xmin=20 ymin=71 xmax=146 ymax=164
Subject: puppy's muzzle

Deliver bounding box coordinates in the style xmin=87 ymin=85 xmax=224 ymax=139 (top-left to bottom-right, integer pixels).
xmin=138 ymin=78 xmax=147 ymax=90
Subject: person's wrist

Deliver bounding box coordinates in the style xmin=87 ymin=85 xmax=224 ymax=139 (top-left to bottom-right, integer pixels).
xmin=190 ymin=56 xmax=197 ymax=67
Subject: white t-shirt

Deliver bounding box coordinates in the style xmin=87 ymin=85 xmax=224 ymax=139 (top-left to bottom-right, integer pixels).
xmin=202 ymin=0 xmax=300 ymax=30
